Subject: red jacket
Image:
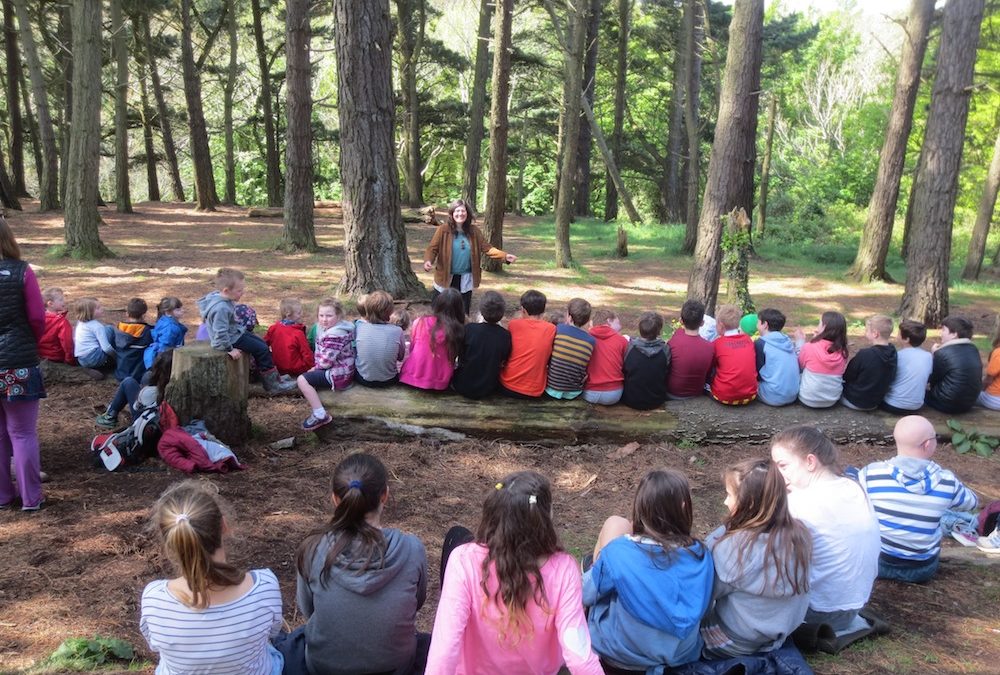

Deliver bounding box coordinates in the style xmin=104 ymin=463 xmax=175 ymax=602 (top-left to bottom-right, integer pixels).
xmin=585 ymin=324 xmax=628 ymax=391
xmin=711 ymin=333 xmax=758 ymax=403
xmin=264 ymin=321 xmax=314 ymax=376
xmin=38 ymin=311 xmax=76 ymax=364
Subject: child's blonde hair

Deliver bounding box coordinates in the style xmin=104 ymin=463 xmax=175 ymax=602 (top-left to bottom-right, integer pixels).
xmin=214 ymin=268 xmax=245 ymax=291
xmin=42 ymin=287 xmax=64 ymax=305
xmin=280 ymin=298 xmax=303 ymax=320
xmin=356 ymin=293 xmax=370 ymax=321
xmin=365 ymin=290 xmax=394 ymax=324
xmin=73 ymin=297 xmax=100 ymax=322
xmin=867 ymin=314 xmax=893 ymax=339
xmin=715 ymin=304 xmax=742 ymax=333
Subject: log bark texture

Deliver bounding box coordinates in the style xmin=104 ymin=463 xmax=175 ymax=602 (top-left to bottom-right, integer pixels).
xmin=165 ymin=342 xmax=251 ymax=446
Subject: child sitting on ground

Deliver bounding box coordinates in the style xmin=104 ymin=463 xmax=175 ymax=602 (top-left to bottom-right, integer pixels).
xmin=39 ymin=287 xmax=75 ymax=365
xmin=499 ymin=290 xmax=557 ymax=398
xmin=144 ymin=297 xmax=187 ymax=370
xmin=113 ymin=298 xmax=154 ymax=382
xmin=925 ymin=316 xmax=983 ymax=414
xmin=73 ymin=297 xmax=115 ymax=369
xmin=296 ymin=298 xmax=355 ymax=431
xmin=546 ymin=298 xmax=596 ymax=400
xmin=701 ymin=459 xmax=811 ymax=658
xmin=426 ymin=471 xmax=603 ymax=673
xmin=622 ymin=311 xmax=671 ymax=410
xmin=857 ymin=415 xmax=979 ymax=583
xmin=667 ymin=300 xmax=714 ymax=399
xmin=354 ymin=290 xmax=406 ymax=387
xmin=96 ymin=349 xmax=174 ymax=429
xmin=140 ymin=481 xmax=284 ymax=675
xmin=451 ymin=290 xmax=511 ymax=399
xmin=794 ymin=311 xmax=849 ymax=408
xmin=400 ymin=288 xmax=466 ymax=391
xmin=264 ymin=298 xmax=314 ymax=377
xmin=583 ymin=308 xmax=628 ymax=405
xmin=882 ymin=320 xmax=933 ymax=414
xmin=841 ymin=314 xmax=897 ymax=411
xmin=196 ymin=268 xmax=295 ymax=393
xmin=755 ymin=308 xmax=800 ymax=406
xmin=709 ymin=304 xmax=757 ymax=405
xmin=978 ymin=333 xmax=1000 ymax=410
xmin=584 ymin=469 xmax=714 ymax=670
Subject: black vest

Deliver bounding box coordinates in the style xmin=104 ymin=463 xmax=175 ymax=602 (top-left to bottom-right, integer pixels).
xmin=0 ymin=259 xmax=40 ymax=369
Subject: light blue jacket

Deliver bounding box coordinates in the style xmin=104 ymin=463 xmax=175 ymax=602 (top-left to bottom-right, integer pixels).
xmin=144 ymin=315 xmax=188 ymax=368
xmin=757 ymin=332 xmax=800 ymax=406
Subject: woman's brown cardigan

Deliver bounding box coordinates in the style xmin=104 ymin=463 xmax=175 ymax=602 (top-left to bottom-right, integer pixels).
xmin=423 ymin=222 xmax=507 ymax=289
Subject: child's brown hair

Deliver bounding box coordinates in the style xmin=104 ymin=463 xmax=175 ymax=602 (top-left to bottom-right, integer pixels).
xmin=715 ymin=304 xmax=741 ymax=333
xmin=73 ymin=297 xmax=100 ymax=322
xmin=638 ymin=311 xmax=663 ymax=340
xmin=279 ymin=298 xmax=303 ymax=321
xmin=126 ymin=298 xmax=148 ymax=320
xmin=365 ymin=291 xmax=393 ymax=324
xmin=898 ymin=319 xmax=927 ymax=348
xmin=591 ymin=308 xmax=618 ymax=327
xmin=390 ymin=308 xmax=412 ymax=331
xmin=567 ymin=298 xmax=592 ymax=327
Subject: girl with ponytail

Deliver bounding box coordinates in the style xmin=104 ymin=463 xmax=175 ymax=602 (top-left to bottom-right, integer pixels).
xmin=284 ymin=453 xmax=428 ymax=675
xmin=140 ymin=480 xmax=284 ymax=674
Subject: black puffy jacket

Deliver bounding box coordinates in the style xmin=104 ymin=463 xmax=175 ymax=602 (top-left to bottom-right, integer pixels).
xmin=925 ymin=339 xmax=982 ymax=414
xmin=0 ymin=259 xmax=39 ymax=369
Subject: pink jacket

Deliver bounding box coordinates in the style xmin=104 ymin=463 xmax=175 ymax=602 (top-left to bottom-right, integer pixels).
xmin=798 ymin=339 xmax=847 ymax=376
xmin=425 ymin=543 xmax=604 ymax=675
xmin=399 ymin=316 xmax=454 ymax=390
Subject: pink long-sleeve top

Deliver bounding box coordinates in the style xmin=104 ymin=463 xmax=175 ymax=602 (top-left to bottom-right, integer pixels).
xmin=797 ymin=339 xmax=847 ymax=376
xmin=399 ymin=316 xmax=455 ymax=390
xmin=425 ymin=543 xmax=604 ymax=675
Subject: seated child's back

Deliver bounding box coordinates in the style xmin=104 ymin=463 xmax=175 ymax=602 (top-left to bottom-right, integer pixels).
xmin=667 ymin=300 xmax=714 ymax=398
xmin=451 ymin=291 xmax=511 ymax=399
xmin=883 ymin=320 xmax=933 ymax=412
xmin=114 ymin=298 xmax=153 ymax=382
xmin=545 ymin=298 xmax=596 ymax=399
xmin=709 ymin=304 xmax=757 ymax=405
xmin=264 ymin=298 xmax=314 ymax=377
xmin=39 ymin=287 xmax=75 ymax=364
xmin=754 ymin=308 xmax=800 ymax=406
xmin=499 ymin=290 xmax=556 ymax=397
xmin=842 ymin=314 xmax=897 ymax=411
xmin=622 ymin=311 xmax=671 ymax=410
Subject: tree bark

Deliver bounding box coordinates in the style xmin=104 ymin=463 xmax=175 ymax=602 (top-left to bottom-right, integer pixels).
xmin=849 ymin=0 xmax=934 ymax=283
xmin=756 ymin=94 xmax=777 ymax=237
xmin=223 ymin=0 xmax=238 ymax=205
xmin=396 ymin=0 xmax=426 ymax=207
xmin=900 ymin=0 xmax=984 ymax=324
xmin=582 ymin=95 xmax=640 ymax=228
xmin=2 ymin=0 xmax=26 ymax=197
xmin=962 ymin=126 xmax=1000 ymax=280
xmin=0 ymin=144 xmax=21 ymax=209
xmin=250 ymin=0 xmax=282 ymax=207
xmin=686 ymin=0 xmax=764 ymax=316
xmin=165 ymin=342 xmax=251 ymax=447
xmin=63 ymin=0 xmax=111 ymax=258
xmin=681 ymin=0 xmax=703 ymax=254
xmin=111 ymin=0 xmax=132 ymax=213
xmin=12 ymin=0 xmax=59 ymax=210
xmin=57 ymin=3 xmax=70 ymax=205
xmin=333 ymin=0 xmax=424 ymax=298
xmin=18 ymin=65 xmax=41 ymax=188
xmin=605 ymin=0 xmax=629 ymax=222
xmin=663 ymin=7 xmax=686 ymax=224
xmin=135 ymin=32 xmax=160 ymax=203
xmin=481 ymin=0 xmax=515 ymax=274
xmin=574 ymin=0 xmax=601 ymax=217
xmin=282 ymin=0 xmax=317 ymax=252
xmin=143 ymin=14 xmax=184 ymax=202
xmin=460 ymin=0 xmax=494 ymax=211
xmin=180 ymin=0 xmax=218 ymax=210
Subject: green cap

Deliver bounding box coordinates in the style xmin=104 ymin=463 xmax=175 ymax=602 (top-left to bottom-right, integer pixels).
xmin=740 ymin=313 xmax=759 ymax=336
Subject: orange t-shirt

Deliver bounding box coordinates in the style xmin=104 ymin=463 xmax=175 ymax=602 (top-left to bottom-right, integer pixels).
xmin=986 ymin=348 xmax=1000 ymax=396
xmin=499 ymin=318 xmax=557 ymax=396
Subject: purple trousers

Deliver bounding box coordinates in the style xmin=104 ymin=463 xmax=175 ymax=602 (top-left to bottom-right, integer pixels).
xmin=0 ymin=399 xmax=42 ymax=509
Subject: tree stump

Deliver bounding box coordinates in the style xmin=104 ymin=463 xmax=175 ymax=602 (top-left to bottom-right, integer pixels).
xmin=164 ymin=342 xmax=251 ymax=446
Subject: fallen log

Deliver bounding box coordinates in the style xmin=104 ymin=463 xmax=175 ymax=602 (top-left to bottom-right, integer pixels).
xmin=246 ymin=206 xmax=343 ymax=219
xmin=38 ymin=359 xmax=104 ymax=384
xmin=317 ymin=386 xmax=1000 ymax=446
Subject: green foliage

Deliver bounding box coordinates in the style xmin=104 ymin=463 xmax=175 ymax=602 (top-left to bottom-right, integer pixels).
xmin=946 ymin=419 xmax=998 ymax=458
xmin=720 ymin=211 xmax=755 ymax=313
xmin=37 ymin=636 xmax=138 ymax=671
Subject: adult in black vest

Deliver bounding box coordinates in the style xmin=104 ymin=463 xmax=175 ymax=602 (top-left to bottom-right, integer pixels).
xmin=0 ymin=216 xmax=46 ymax=511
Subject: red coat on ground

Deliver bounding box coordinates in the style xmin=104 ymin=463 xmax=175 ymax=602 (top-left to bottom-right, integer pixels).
xmin=264 ymin=321 xmax=314 ymax=376
xmin=38 ymin=310 xmax=76 ymax=364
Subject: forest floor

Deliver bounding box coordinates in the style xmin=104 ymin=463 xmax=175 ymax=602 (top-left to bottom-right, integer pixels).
xmin=1 ymin=201 xmax=999 ymax=674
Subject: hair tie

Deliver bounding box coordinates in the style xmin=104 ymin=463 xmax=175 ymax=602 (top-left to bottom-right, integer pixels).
xmin=495 ymin=482 xmax=504 ymax=490
xmin=348 ymin=479 xmax=362 ymax=490
xmin=528 ymin=495 xmax=537 ymax=505
xmin=174 ymin=513 xmax=190 ymax=524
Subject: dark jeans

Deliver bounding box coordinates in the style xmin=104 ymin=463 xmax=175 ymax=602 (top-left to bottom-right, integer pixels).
xmin=274 ymin=625 xmax=430 ymax=675
xmin=355 ymin=372 xmax=399 ymax=388
xmin=234 ymin=332 xmax=275 ymax=371
xmin=108 ymin=377 xmax=141 ymax=417
xmin=431 ymin=275 xmax=472 ymax=316
xmin=441 ymin=525 xmax=475 ymax=586
xmin=879 ymin=401 xmax=918 ymax=416
xmin=878 ymin=552 xmax=939 ymax=583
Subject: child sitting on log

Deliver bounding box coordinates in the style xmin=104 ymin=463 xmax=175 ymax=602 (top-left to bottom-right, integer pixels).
xmin=143 ymin=296 xmax=188 ymax=370
xmin=113 ymin=297 xmax=154 ymax=383
xmin=73 ymin=297 xmax=115 ymax=369
xmin=622 ymin=311 xmax=671 ymax=410
xmin=451 ymin=290 xmax=511 ymax=399
xmin=499 ymin=290 xmax=557 ymax=398
xmin=264 ymin=298 xmax=314 ymax=378
xmin=354 ymin=290 xmax=406 ymax=387
xmin=841 ymin=314 xmax=897 ymax=411
xmin=709 ymin=304 xmax=757 ymax=405
xmin=882 ymin=320 xmax=933 ymax=414
xmin=38 ymin=287 xmax=76 ymax=365
xmin=196 ymin=268 xmax=295 ymax=394
xmin=297 ymin=298 xmax=355 ymax=431
xmin=545 ymin=298 xmax=596 ymax=400
xmin=583 ymin=308 xmax=628 ymax=406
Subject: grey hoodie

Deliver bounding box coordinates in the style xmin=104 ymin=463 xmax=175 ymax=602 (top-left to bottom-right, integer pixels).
xmin=196 ymin=291 xmax=244 ymax=352
xmin=297 ymin=528 xmax=427 ymax=675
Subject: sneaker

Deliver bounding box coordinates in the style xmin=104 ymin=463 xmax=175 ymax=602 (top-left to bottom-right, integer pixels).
xmin=302 ymin=413 xmax=333 ymax=431
xmin=39 ymin=471 xmax=50 ymax=484
xmin=977 ymin=527 xmax=1000 ymax=555
xmin=951 ymin=523 xmax=980 ymax=547
xmin=21 ymin=499 xmax=44 ymax=512
xmin=95 ymin=412 xmax=119 ymax=429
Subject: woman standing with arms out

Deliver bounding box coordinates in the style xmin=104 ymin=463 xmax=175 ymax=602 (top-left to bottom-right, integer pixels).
xmin=423 ymin=199 xmax=518 ymax=316
xmin=0 ymin=216 xmax=46 ymax=511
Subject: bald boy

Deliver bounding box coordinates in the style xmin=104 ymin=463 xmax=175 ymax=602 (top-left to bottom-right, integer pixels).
xmin=857 ymin=415 xmax=978 ymax=583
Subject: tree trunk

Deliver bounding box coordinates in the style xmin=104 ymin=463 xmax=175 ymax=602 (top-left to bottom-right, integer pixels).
xmin=481 ymin=0 xmax=515 ymax=275
xmin=849 ymin=0 xmax=934 ymax=283
xmin=605 ymin=0 xmax=629 ymax=222
xmin=18 ymin=65 xmax=41 ymax=188
xmin=57 ymin=3 xmax=70 ymax=205
xmin=111 ymin=0 xmax=132 ymax=213
xmin=900 ymin=147 xmax=920 ymax=261
xmin=396 ymin=0 xmax=426 ymax=207
xmin=900 ymin=0 xmax=984 ymax=324
xmin=333 ymin=0 xmax=424 ymax=298
xmin=664 ymin=8 xmax=686 ymax=224
xmin=686 ymin=0 xmax=764 ymax=316
xmin=135 ymin=36 xmax=160 ymax=203
xmin=681 ymin=0 xmax=703 ymax=254
xmin=756 ymin=94 xmax=777 ymax=237
xmin=282 ymin=0 xmax=317 ymax=252
xmin=143 ymin=14 xmax=184 ymax=202
xmin=223 ymin=0 xmax=238 ymax=205
xmin=12 ymin=0 xmax=58 ymax=210
xmin=3 ymin=0 xmax=26 ymax=197
xmin=574 ymin=0 xmax=601 ymax=218
xmin=180 ymin=0 xmax=218 ymax=210
xmin=250 ymin=0 xmax=281 ymax=207
xmin=582 ymin=95 xmax=640 ymax=227
xmin=461 ymin=0 xmax=493 ymax=211
xmin=962 ymin=126 xmax=1000 ymax=280
xmin=165 ymin=342 xmax=251 ymax=447
xmin=0 ymin=145 xmax=21 ymax=209
xmin=63 ymin=0 xmax=110 ymax=258
xmin=554 ymin=0 xmax=589 ymax=267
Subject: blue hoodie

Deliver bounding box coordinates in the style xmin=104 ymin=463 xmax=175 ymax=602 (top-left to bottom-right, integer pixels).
xmin=756 ymin=331 xmax=800 ymax=406
xmin=583 ymin=535 xmax=713 ymax=672
xmin=144 ymin=315 xmax=188 ymax=368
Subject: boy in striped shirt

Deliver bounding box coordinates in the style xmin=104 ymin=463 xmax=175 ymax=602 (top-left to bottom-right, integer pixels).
xmin=545 ymin=298 xmax=596 ymax=399
xmin=857 ymin=415 xmax=979 ymax=583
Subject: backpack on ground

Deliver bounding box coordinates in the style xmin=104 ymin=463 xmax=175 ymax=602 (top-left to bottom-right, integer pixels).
xmin=90 ymin=405 xmax=161 ymax=471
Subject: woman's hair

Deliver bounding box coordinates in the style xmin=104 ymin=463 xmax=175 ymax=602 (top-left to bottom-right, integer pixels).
xmin=632 ymin=469 xmax=697 ymax=551
xmin=296 ymin=453 xmax=389 ymax=586
xmin=365 ymin=291 xmax=393 ymax=324
xmin=447 ymin=199 xmax=473 ymax=236
xmin=0 ymin=216 xmax=21 ymax=260
xmin=476 ymin=471 xmax=561 ymax=643
xmin=149 ymin=349 xmax=175 ymax=396
xmin=150 ymin=481 xmax=245 ymax=610
xmin=719 ymin=459 xmax=811 ymax=595
xmin=770 ymin=425 xmax=839 ymax=470
xmin=811 ymin=311 xmax=848 ymax=358
xmin=430 ymin=288 xmax=465 ymax=360
xmin=157 ymin=296 xmax=183 ymax=318
xmin=73 ymin=297 xmax=100 ymax=322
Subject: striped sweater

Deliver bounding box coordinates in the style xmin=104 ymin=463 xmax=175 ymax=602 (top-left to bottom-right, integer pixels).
xmin=546 ymin=323 xmax=596 ymax=393
xmin=857 ymin=457 xmax=978 ymax=561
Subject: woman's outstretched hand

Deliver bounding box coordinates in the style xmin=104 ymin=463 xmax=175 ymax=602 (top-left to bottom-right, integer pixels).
xmin=423 ymin=260 xmax=434 ymax=272
xmin=505 ymin=253 xmax=517 ymax=264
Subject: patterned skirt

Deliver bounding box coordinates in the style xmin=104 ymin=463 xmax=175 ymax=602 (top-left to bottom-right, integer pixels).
xmin=0 ymin=366 xmax=47 ymax=402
